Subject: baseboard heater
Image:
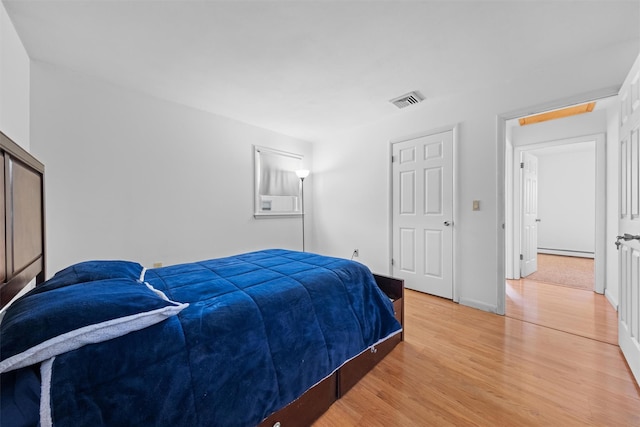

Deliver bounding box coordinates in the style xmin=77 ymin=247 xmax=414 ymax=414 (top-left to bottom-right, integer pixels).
xmin=537 ymin=248 xmax=594 ymax=259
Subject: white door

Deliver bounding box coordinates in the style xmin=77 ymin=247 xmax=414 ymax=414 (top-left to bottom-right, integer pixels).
xmin=521 ymin=152 xmax=539 ymax=277
xmin=618 ymin=53 xmax=640 ymax=385
xmin=392 ymin=130 xmax=453 ymax=299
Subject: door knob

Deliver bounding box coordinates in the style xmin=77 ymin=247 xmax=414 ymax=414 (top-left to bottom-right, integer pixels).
xmin=616 ymin=233 xmax=640 ymax=249
xmin=444 ymin=221 xmax=453 ymax=226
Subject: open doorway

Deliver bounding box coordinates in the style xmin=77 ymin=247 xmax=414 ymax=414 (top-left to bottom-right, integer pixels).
xmin=521 ymin=141 xmax=596 ymax=290
xmin=510 ymin=135 xmax=604 ymax=291
xmin=504 ymin=96 xmax=617 ymax=289
xmin=501 ymin=95 xmax=618 ymax=344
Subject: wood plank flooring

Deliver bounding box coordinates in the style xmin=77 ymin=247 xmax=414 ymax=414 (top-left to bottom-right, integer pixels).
xmin=507 ymin=279 xmax=617 ymax=345
xmin=313 ymin=286 xmax=640 ymax=426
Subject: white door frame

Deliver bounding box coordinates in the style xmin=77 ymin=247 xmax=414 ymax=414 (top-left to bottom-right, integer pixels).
xmin=388 ymin=124 xmax=459 ymax=303
xmin=496 ymin=86 xmax=618 ymax=315
xmin=511 ymin=134 xmax=606 ymax=294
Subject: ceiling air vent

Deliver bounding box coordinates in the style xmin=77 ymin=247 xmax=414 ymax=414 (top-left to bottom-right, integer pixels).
xmin=389 ymin=91 xmax=425 ymax=109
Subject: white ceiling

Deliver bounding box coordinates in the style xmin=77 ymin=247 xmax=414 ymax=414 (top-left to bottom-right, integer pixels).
xmin=3 ymin=0 xmax=639 ymax=142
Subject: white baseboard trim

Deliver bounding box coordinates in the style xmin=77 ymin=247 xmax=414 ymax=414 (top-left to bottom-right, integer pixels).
xmin=537 ymin=249 xmax=594 ymax=259
xmin=458 ymin=298 xmax=498 ymax=314
xmin=604 ymin=288 xmax=619 ymax=312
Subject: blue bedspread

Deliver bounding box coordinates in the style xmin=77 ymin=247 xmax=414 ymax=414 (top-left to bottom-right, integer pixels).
xmin=42 ymin=249 xmax=401 ymax=426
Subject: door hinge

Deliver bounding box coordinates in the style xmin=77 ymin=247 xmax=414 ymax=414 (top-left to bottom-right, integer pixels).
xmin=391 ymin=258 xmax=395 ymax=266
xmin=391 ymin=155 xmax=396 ymax=163
xmin=520 ymin=162 xmax=524 ymax=169
xmin=520 ymin=254 xmax=523 ymax=260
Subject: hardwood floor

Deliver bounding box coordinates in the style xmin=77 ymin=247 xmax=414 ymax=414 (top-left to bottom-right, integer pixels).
xmin=313 ymin=287 xmax=640 ymax=426
xmin=507 ymin=279 xmax=617 ymax=345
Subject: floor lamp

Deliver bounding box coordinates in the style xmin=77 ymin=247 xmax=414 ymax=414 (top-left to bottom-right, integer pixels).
xmin=296 ymin=169 xmax=310 ymax=251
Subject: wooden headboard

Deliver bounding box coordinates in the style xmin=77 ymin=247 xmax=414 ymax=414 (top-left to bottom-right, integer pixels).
xmin=0 ymin=131 xmax=45 ymax=307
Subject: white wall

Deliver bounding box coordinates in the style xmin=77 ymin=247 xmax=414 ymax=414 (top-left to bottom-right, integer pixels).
xmin=535 ymin=144 xmax=596 ymax=256
xmin=30 ymin=61 xmax=312 ymax=277
xmin=0 ymin=1 xmax=29 ymax=148
xmin=312 ymin=43 xmax=636 ymax=313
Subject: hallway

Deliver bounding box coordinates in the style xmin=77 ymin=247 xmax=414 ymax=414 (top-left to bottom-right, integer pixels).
xmin=506 ymin=255 xmax=616 ymax=344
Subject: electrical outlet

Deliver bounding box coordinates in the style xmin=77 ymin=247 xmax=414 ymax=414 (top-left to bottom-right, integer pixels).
xmin=153 ymin=262 xmax=163 ymax=268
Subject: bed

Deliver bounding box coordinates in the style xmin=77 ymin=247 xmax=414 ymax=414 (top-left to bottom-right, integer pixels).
xmin=0 ymin=131 xmax=404 ymax=427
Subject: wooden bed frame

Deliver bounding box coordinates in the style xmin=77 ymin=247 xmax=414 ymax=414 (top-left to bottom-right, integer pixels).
xmin=0 ymin=131 xmax=46 ymax=307
xmin=259 ymin=273 xmax=404 ymax=427
xmin=0 ymin=130 xmax=404 ymax=427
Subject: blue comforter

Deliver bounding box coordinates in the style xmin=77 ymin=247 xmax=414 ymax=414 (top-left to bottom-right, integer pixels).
xmin=37 ymin=249 xmax=400 ymax=426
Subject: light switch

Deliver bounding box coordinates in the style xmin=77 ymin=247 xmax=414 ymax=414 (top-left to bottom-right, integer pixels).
xmin=472 ymin=200 xmax=480 ymax=211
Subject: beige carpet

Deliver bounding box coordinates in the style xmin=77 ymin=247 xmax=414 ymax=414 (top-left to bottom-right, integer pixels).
xmin=524 ymin=254 xmax=594 ymax=290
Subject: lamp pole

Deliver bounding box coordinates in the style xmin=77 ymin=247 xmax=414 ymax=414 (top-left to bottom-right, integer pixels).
xmin=300 ymin=177 xmax=306 ymax=251
xmin=296 ymin=170 xmax=310 ymax=251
